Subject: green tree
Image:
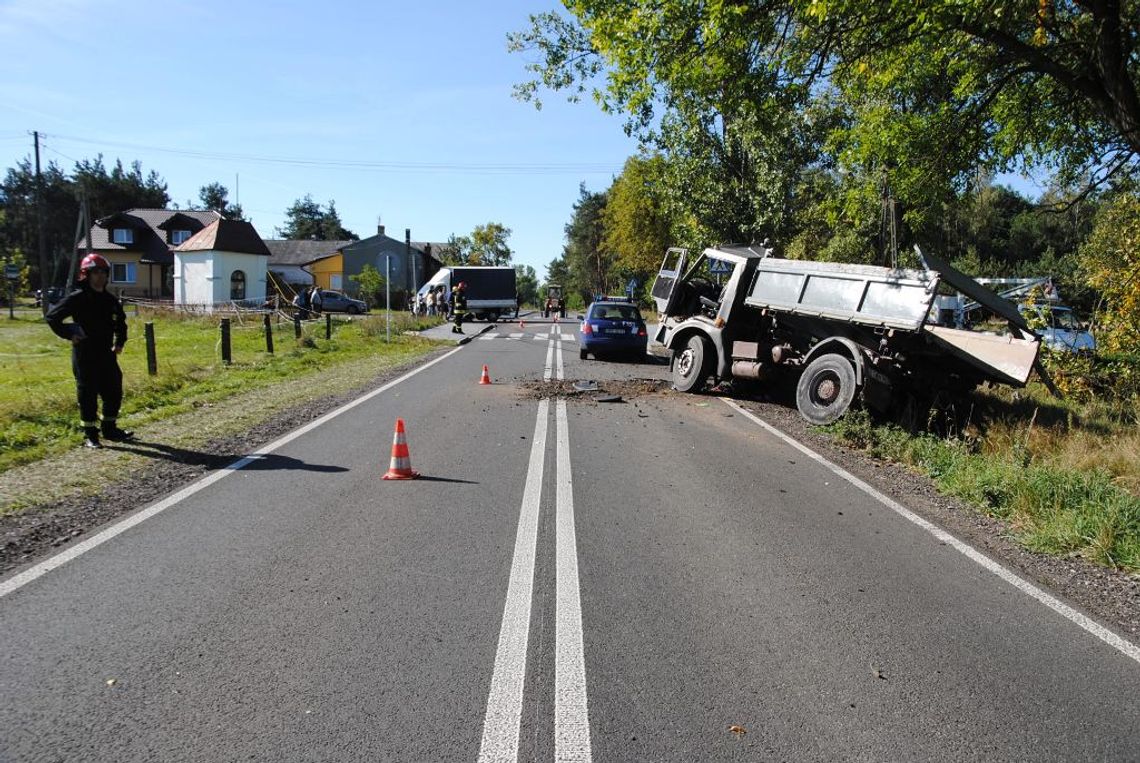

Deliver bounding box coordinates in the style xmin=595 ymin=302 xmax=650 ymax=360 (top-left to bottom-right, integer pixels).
xmin=511 ymin=0 xmax=1140 ymax=250
xmin=561 ymin=184 xmax=610 ymax=301
xmin=469 ymin=222 xmax=513 ymax=266
xmin=198 ymin=182 xmax=246 ymax=221
xmin=277 ymin=195 xmax=358 ymax=240
xmin=601 ymin=154 xmax=672 ymax=279
xmin=0 ymin=155 xmax=170 ymax=289
xmin=349 ymin=263 xmax=385 ymax=308
xmin=1080 ymin=192 xmax=1140 ymax=354
xmin=438 ymin=233 xmax=471 ymax=265
xmin=514 ymin=264 xmax=539 ymax=306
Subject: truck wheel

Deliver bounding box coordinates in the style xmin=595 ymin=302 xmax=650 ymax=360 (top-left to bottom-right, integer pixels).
xmin=673 ymin=334 xmax=713 ymax=393
xmin=795 ymin=353 xmax=858 ymax=424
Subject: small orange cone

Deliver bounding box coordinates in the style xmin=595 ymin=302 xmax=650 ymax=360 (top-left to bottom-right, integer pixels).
xmin=519 ymin=319 xmax=525 ymax=329
xmin=479 ymin=364 xmax=493 ymax=385
xmin=382 ymin=418 xmax=420 ymax=480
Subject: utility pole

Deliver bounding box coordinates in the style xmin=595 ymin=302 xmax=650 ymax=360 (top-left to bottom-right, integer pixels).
xmin=406 ymin=227 xmax=415 ymax=301
xmin=34 ymin=131 xmax=48 ymax=316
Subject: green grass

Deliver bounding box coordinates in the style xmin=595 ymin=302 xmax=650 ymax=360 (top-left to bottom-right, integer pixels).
xmin=826 ymin=406 xmax=1140 ymax=573
xmin=0 ymin=308 xmax=447 ymax=473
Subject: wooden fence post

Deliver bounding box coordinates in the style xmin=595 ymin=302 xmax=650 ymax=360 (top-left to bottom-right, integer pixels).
xmin=326 ymin=314 xmax=332 ymax=340
xmin=221 ymin=318 xmax=232 ymax=364
xmin=264 ymin=313 xmax=274 ymax=354
xmin=144 ymin=321 xmax=157 ymax=375
xmin=294 ymin=315 xmax=302 ymax=339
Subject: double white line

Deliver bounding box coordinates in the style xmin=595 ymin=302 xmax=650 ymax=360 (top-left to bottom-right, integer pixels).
xmin=480 ymin=325 xmax=592 ymax=761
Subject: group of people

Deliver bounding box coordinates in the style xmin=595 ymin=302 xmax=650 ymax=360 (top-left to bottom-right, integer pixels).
xmin=412 ymin=285 xmax=450 ymax=318
xmin=291 ymin=285 xmax=323 ymax=318
xmin=411 ymin=283 xmax=469 ymax=333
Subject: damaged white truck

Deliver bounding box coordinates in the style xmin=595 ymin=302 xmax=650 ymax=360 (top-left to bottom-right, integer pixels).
xmin=652 ymin=245 xmax=1043 ymax=424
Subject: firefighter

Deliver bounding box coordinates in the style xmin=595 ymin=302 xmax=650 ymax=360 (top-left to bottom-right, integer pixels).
xmin=451 ymin=281 xmax=468 ymax=334
xmin=46 ymin=253 xmax=134 ymax=449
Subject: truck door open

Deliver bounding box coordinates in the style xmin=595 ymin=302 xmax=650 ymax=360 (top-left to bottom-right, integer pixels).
xmin=651 ymin=248 xmax=688 ymax=316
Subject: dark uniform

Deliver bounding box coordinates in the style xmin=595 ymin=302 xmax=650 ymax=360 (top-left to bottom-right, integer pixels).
xmin=46 ymin=284 xmax=130 ymax=446
xmin=451 ymin=284 xmax=467 ymax=334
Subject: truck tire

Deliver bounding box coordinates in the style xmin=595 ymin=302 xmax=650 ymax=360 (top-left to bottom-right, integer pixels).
xmin=795 ymin=353 xmax=858 ymax=424
xmin=673 ymin=334 xmax=713 ymax=393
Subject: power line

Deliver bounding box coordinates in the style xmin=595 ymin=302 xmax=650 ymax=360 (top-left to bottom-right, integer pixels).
xmin=42 ymin=132 xmax=623 ymax=176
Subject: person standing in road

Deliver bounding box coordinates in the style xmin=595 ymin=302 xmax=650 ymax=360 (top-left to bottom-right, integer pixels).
xmin=451 ymin=281 xmax=467 ymax=334
xmin=46 ymin=253 xmax=134 ymax=449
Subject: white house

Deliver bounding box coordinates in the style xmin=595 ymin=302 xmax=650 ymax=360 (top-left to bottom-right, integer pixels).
xmin=173 ymin=219 xmax=271 ymax=310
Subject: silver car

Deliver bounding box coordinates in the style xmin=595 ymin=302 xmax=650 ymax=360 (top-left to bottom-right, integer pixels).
xmin=316 ymin=290 xmax=367 ymax=315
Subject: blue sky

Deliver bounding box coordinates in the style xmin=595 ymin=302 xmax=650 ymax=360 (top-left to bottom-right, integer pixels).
xmin=0 ymin=0 xmax=640 ymax=280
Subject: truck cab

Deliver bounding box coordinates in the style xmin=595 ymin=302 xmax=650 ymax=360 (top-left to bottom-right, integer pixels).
xmin=651 ymin=246 xmax=766 ymax=391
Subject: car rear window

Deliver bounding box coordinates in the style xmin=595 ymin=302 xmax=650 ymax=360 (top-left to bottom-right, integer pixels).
xmin=590 ymin=304 xmax=641 ymax=321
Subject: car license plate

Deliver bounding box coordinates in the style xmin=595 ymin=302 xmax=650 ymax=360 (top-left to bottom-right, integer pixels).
xmin=604 ymin=328 xmax=626 ymax=334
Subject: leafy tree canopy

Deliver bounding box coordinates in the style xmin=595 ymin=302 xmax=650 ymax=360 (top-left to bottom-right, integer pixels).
xmin=511 ymin=0 xmax=1140 ymax=245
xmin=515 ymin=263 xmax=539 ymax=305
xmin=277 ymin=195 xmax=358 ymax=241
xmin=439 ymin=222 xmax=514 ymax=265
xmin=197 ymin=182 xmax=246 ymax=221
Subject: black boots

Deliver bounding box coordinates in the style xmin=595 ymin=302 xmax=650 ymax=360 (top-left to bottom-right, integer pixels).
xmin=83 ymin=427 xmax=101 ymax=449
xmin=101 ymin=423 xmax=134 ymax=442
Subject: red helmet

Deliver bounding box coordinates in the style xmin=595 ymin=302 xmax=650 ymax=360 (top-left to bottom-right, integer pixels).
xmin=79 ymin=253 xmax=110 ymax=280
xmin=458 ymin=282 xmax=467 ymax=289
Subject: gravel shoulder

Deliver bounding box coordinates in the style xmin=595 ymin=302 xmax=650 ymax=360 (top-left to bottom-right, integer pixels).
xmin=3 ymin=345 xmax=1137 ymax=651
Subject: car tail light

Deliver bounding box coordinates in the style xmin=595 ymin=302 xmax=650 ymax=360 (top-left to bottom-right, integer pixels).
xmin=582 ymin=323 xmax=593 ymax=335
xmin=637 ymin=326 xmax=647 ymax=336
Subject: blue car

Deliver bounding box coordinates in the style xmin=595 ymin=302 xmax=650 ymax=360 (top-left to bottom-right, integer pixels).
xmin=578 ymin=300 xmax=648 ymax=360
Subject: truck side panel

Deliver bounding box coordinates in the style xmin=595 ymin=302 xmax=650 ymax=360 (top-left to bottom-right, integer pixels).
xmin=745 ymin=258 xmax=937 ymax=331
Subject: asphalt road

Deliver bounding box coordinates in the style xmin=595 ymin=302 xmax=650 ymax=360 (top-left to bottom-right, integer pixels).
xmin=1 ymin=314 xmax=1138 ymax=761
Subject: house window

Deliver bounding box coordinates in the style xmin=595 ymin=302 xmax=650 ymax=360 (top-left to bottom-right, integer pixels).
xmin=171 ymin=230 xmax=193 ymax=245
xmin=230 ymin=270 xmax=246 ymax=300
xmin=112 ymin=228 xmax=133 ymax=245
xmin=111 ymin=262 xmax=136 ymax=283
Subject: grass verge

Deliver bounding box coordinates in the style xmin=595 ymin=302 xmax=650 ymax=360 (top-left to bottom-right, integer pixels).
xmin=826 ymin=397 xmax=1140 ymax=574
xmin=0 ymin=309 xmax=447 ymax=510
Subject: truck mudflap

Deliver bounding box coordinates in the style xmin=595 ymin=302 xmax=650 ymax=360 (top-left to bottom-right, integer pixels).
xmin=923 ymin=325 xmax=1040 ymax=386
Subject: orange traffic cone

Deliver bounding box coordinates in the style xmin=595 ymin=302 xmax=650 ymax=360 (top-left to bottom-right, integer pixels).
xmin=519 ymin=318 xmax=525 ymax=329
xmin=382 ymin=418 xmax=420 ymax=480
xmin=479 ymin=364 xmax=493 ymax=385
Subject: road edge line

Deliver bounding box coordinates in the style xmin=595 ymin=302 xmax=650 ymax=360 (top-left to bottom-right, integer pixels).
xmin=721 ymin=397 xmax=1140 ymax=666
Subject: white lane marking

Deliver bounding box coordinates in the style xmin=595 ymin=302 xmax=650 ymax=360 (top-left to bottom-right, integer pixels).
xmin=544 ymin=334 xmax=556 ymax=381
xmin=479 ymin=335 xmax=498 ymax=341
xmin=0 ymin=348 xmax=467 ymax=599
xmin=509 ymin=332 xmax=524 ymax=339
xmin=478 ymin=400 xmax=550 ymax=761
xmin=555 ymin=326 xmax=565 ymax=381
xmin=722 ymin=398 xmax=1140 ymax=667
xmin=554 ymin=399 xmax=592 ymax=760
